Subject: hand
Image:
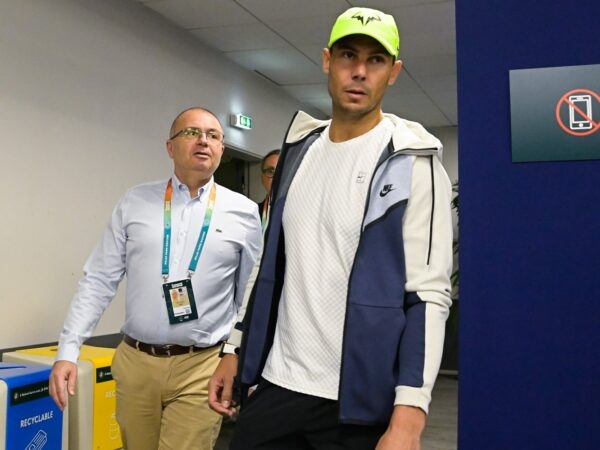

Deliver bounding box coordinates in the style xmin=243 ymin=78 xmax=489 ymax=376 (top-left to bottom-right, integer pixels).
xmin=375 ymin=405 xmax=426 ymax=450
xmin=49 ymin=360 xmax=78 ymax=411
xmin=208 ymin=354 xmax=238 ymax=417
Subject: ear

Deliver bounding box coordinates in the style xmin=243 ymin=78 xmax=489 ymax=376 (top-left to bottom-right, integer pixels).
xmin=166 ymin=140 xmax=174 ymax=159
xmin=387 ymin=59 xmax=403 ymax=86
xmin=215 ymin=142 xmax=225 ymax=157
xmin=322 ymin=48 xmax=331 ymax=74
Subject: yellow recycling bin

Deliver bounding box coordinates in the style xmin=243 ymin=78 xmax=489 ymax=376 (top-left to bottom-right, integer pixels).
xmin=2 ymin=345 xmax=122 ymax=450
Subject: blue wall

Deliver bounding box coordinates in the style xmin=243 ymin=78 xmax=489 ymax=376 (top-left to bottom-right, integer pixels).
xmin=456 ymin=1 xmax=600 ymax=448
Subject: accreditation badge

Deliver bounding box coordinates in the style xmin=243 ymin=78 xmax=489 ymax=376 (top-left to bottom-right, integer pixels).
xmin=162 ymin=279 xmax=198 ymax=324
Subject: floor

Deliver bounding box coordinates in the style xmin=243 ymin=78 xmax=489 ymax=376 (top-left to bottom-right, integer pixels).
xmin=214 ymin=374 xmax=458 ymax=450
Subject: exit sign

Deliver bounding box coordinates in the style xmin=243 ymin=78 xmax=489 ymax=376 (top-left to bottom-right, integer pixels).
xmin=230 ymin=113 xmax=253 ymax=130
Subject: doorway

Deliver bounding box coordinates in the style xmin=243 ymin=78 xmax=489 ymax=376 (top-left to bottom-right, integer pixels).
xmin=214 ymin=146 xmax=260 ymax=196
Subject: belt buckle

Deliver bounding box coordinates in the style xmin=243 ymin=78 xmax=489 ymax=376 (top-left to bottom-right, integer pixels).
xmin=155 ymin=344 xmax=173 ymax=357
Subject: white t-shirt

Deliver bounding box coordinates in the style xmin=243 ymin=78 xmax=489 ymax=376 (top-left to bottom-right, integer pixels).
xmin=262 ymin=118 xmax=395 ymax=399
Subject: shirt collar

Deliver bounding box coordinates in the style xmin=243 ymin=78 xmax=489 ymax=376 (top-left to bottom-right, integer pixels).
xmin=171 ymin=174 xmax=214 ymax=202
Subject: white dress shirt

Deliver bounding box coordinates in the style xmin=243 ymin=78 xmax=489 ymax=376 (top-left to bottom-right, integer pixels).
xmin=57 ymin=175 xmax=262 ymax=363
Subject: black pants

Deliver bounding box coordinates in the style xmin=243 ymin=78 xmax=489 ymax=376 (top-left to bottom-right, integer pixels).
xmin=229 ymin=380 xmax=387 ymax=450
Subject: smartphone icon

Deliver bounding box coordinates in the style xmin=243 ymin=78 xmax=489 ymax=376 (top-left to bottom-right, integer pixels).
xmin=568 ymin=94 xmax=593 ymax=130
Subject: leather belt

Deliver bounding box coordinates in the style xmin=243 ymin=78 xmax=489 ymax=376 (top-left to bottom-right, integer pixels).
xmin=123 ymin=334 xmax=216 ymax=357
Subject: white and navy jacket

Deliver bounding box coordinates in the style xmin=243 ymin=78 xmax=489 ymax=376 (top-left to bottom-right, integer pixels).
xmin=236 ymin=111 xmax=453 ymax=424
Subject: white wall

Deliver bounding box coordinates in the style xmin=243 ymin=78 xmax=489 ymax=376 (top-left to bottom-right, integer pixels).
xmin=0 ymin=0 xmax=321 ymax=349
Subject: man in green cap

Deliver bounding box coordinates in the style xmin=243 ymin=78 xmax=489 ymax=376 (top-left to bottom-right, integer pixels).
xmin=209 ymin=6 xmax=453 ymax=449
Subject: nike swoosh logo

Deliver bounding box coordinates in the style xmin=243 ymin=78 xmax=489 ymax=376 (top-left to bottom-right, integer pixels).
xmin=379 ymin=185 xmax=396 ymax=197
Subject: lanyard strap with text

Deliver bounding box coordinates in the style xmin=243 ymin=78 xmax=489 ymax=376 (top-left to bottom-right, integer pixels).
xmin=162 ymin=178 xmax=217 ymax=281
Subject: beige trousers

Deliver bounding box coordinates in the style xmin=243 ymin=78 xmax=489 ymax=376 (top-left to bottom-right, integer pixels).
xmin=111 ymin=341 xmax=222 ymax=450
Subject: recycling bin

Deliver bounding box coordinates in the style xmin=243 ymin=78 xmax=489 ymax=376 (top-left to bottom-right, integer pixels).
xmin=3 ymin=345 xmax=122 ymax=449
xmin=0 ymin=363 xmax=67 ymax=450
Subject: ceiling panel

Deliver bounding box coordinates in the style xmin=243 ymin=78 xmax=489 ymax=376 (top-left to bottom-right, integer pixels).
xmin=129 ymin=0 xmax=458 ymax=127
xmin=417 ymin=73 xmax=457 ymax=95
xmin=236 ymin=0 xmax=350 ymax=21
xmin=282 ymin=83 xmax=329 ymax=101
xmin=225 ymin=47 xmax=325 ymax=86
xmin=189 ymin=22 xmax=286 ymax=52
xmin=141 ymin=0 xmax=257 ymax=28
xmin=405 ymin=53 xmax=456 ymax=78
xmin=384 ymin=91 xmax=453 ymax=127
xmin=267 ymin=16 xmax=334 ymax=47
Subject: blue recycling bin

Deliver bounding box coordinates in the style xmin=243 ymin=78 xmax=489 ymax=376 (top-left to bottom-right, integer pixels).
xmin=0 ymin=363 xmax=66 ymax=450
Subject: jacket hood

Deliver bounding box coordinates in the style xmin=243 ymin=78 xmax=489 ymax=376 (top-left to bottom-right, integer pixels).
xmin=285 ymin=110 xmax=443 ymax=160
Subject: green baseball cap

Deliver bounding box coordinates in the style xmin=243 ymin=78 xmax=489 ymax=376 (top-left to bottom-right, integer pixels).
xmin=328 ymin=7 xmax=400 ymax=58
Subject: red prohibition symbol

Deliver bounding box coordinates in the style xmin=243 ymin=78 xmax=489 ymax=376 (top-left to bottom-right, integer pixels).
xmin=555 ymin=88 xmax=600 ymax=136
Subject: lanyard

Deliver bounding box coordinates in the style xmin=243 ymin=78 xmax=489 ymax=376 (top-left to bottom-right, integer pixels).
xmin=261 ymin=194 xmax=270 ymax=231
xmin=162 ymin=178 xmax=217 ymax=280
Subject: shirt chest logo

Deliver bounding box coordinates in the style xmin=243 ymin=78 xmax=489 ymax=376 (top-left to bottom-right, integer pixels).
xmin=379 ymin=184 xmax=396 ymax=197
xmin=356 ymin=171 xmax=368 ymax=183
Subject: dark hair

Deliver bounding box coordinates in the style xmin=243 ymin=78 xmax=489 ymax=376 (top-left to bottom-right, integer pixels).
xmin=330 ymin=36 xmax=396 ymax=62
xmin=261 ymin=149 xmax=280 ymax=169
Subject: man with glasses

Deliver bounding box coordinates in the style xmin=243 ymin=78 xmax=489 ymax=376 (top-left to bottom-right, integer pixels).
xmin=49 ymin=107 xmax=262 ymax=450
xmin=210 ymin=7 xmax=453 ymax=450
xmin=257 ymin=149 xmax=280 ymax=230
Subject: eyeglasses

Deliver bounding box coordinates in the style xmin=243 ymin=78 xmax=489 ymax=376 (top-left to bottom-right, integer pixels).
xmin=169 ymin=127 xmax=224 ymax=144
xmin=262 ymin=168 xmax=276 ymax=178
